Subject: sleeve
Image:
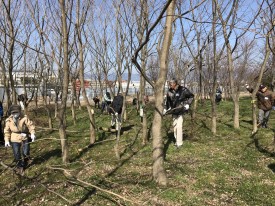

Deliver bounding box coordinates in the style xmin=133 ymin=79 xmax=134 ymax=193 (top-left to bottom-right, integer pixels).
xmin=246 ymin=87 xmax=253 ymax=93
xmin=165 ymin=93 xmax=171 ymax=109
xmin=272 ymin=92 xmax=275 ymax=106
xmin=4 ymin=119 xmax=11 ymax=142
xmin=25 ymin=117 xmax=35 ymax=135
xmin=179 ymin=88 xmax=194 ymax=105
xmin=104 ymin=93 xmax=112 ymax=102
xmin=0 ymin=105 xmax=3 ymax=117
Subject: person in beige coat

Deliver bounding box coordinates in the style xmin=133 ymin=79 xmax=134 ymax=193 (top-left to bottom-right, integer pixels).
xmin=4 ymin=105 xmax=36 ymax=174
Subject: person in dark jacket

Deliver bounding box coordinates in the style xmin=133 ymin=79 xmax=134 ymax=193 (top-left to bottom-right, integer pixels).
xmin=215 ymin=87 xmax=222 ymax=104
xmin=93 ymin=96 xmax=100 ymax=109
xmin=109 ymin=93 xmax=124 ymax=131
xmin=164 ymin=78 xmax=194 ymax=148
xmin=17 ymin=93 xmax=28 ymax=111
xmin=246 ymin=83 xmax=275 ymax=128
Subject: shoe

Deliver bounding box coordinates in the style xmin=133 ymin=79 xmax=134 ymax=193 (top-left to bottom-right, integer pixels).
xmin=24 ymin=158 xmax=33 ymax=168
xmin=14 ymin=167 xmax=24 ymax=175
xmin=174 ymin=144 xmax=183 ymax=149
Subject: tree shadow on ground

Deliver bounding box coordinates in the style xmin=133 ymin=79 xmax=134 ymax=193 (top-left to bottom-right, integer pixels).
xmin=32 ymin=148 xmax=62 ymax=165
xmin=71 ymin=125 xmax=135 ymax=162
xmin=268 ymin=163 xmax=275 ymax=173
xmin=72 ymin=134 xmax=145 ymax=206
xmin=121 ymin=124 xmax=134 ymax=135
xmin=252 ymin=138 xmax=275 ymax=157
xmin=199 ymin=120 xmax=211 ymax=132
xmin=163 ymin=132 xmax=175 ymax=161
xmin=246 ymin=130 xmax=275 ymax=160
xmin=242 ymin=119 xmax=253 ymax=125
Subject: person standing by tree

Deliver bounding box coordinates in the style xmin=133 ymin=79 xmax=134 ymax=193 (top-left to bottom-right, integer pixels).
xmin=101 ymin=92 xmax=112 ymax=114
xmin=17 ymin=93 xmax=28 ymax=111
xmin=246 ymin=84 xmax=275 ymax=128
xmin=163 ymin=78 xmax=194 ymax=148
xmin=109 ymin=93 xmax=124 ymax=132
xmin=4 ymin=105 xmax=36 ymax=175
xmin=215 ymin=87 xmax=222 ymax=104
xmin=93 ymin=95 xmax=100 ymax=109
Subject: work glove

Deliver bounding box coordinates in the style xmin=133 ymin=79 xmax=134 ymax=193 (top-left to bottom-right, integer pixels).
xmin=245 ymin=84 xmax=249 ymax=88
xmin=115 ymin=112 xmax=118 ymax=116
xmin=184 ymin=104 xmax=190 ymax=110
xmin=163 ymin=108 xmax=171 ymax=115
xmin=5 ymin=141 xmax=10 ymax=147
xmin=31 ymin=134 xmax=36 ymax=142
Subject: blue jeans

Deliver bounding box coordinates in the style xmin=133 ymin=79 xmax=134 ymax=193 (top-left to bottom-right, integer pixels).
xmin=11 ymin=140 xmax=30 ymax=168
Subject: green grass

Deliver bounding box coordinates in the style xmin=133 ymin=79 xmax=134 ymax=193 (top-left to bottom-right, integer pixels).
xmin=1 ymin=97 xmax=275 ymax=205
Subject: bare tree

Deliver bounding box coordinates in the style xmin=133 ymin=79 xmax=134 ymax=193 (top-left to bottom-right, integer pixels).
xmin=0 ymin=0 xmax=25 ymax=107
xmin=152 ymin=0 xmax=175 ymax=186
xmin=75 ymin=0 xmax=96 ymax=145
xmin=58 ymin=0 xmax=71 ymax=163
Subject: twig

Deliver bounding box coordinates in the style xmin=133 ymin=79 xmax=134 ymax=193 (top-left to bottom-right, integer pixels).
xmin=1 ymin=161 xmax=73 ymax=204
xmin=73 ymin=178 xmax=140 ymax=205
xmin=47 ymin=165 xmax=140 ymax=205
xmin=35 ymin=126 xmax=84 ymax=133
xmin=40 ymin=184 xmax=74 ymax=204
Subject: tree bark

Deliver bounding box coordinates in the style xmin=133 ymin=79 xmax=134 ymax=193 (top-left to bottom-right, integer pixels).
xmin=152 ymin=0 xmax=175 ymax=186
xmin=58 ymin=0 xmax=70 ymax=164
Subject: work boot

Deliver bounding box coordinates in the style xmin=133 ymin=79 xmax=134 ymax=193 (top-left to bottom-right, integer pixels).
xmin=24 ymin=157 xmax=33 ymax=168
xmin=14 ymin=167 xmax=24 ymax=175
xmin=262 ymin=124 xmax=268 ymax=128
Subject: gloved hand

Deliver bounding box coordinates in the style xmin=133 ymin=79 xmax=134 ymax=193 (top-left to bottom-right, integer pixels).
xmin=184 ymin=104 xmax=190 ymax=110
xmin=163 ymin=108 xmax=171 ymax=115
xmin=272 ymin=106 xmax=275 ymax=110
xmin=245 ymin=84 xmax=249 ymax=88
xmin=31 ymin=134 xmax=36 ymax=142
xmin=5 ymin=141 xmax=10 ymax=147
xmin=115 ymin=112 xmax=118 ymax=116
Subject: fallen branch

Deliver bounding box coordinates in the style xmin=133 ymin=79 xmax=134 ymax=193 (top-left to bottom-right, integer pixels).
xmin=1 ymin=162 xmax=73 ymax=204
xmin=72 ymin=178 xmax=140 ymax=205
xmin=36 ymin=126 xmax=86 ymax=133
xmin=48 ymin=165 xmax=140 ymax=205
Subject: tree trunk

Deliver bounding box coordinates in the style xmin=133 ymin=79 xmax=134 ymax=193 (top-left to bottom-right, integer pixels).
xmin=152 ymin=0 xmax=175 ymax=186
xmin=75 ymin=0 xmax=96 ymax=145
xmin=211 ymin=0 xmax=217 ymax=134
xmin=58 ymin=0 xmax=70 ymax=164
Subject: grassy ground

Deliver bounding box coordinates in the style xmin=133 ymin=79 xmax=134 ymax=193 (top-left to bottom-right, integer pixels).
xmin=1 ymin=97 xmax=275 ymax=206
